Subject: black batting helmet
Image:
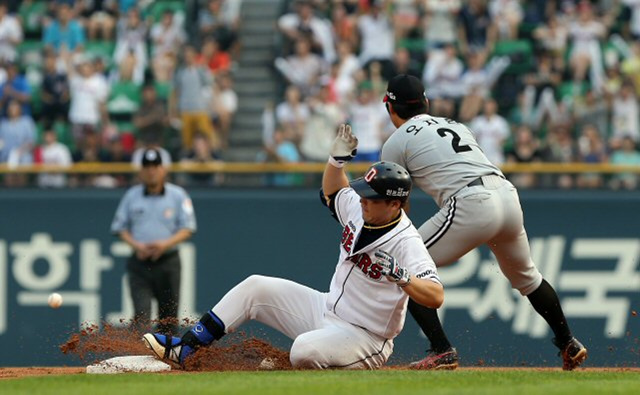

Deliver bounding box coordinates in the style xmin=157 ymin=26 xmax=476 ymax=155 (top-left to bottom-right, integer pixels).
xmin=350 ymin=161 xmax=412 ymax=202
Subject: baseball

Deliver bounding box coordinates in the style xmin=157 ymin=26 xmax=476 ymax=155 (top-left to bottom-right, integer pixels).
xmin=48 ymin=293 xmax=63 ymax=309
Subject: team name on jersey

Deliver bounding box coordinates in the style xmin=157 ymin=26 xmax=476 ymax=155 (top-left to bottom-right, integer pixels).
xmin=341 ymin=222 xmax=357 ymax=253
xmin=349 ymin=253 xmax=383 ymax=281
xmin=404 ymin=116 xmax=459 ymax=135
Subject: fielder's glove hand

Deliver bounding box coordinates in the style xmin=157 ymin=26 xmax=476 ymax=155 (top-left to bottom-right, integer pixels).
xmin=329 ymin=124 xmax=358 ymax=168
xmin=375 ymin=250 xmax=411 ymax=287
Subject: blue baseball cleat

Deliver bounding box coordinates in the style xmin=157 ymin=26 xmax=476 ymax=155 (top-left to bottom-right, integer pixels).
xmin=143 ymin=333 xmax=194 ymax=365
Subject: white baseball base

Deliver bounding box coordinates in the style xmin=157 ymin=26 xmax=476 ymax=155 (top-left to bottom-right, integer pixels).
xmin=86 ymin=355 xmax=171 ymax=374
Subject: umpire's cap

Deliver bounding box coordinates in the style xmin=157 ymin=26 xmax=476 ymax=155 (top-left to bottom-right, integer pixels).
xmin=350 ymin=161 xmax=412 ymax=202
xmin=383 ymin=74 xmax=427 ymax=106
xmin=141 ymin=148 xmax=163 ymax=167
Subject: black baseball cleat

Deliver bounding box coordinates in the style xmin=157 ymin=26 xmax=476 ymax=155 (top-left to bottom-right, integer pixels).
xmin=554 ymin=337 xmax=587 ymax=371
xmin=409 ymin=347 xmax=459 ymax=370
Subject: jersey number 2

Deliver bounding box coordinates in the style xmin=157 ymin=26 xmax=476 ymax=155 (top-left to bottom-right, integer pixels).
xmin=437 ymin=128 xmax=472 ymax=153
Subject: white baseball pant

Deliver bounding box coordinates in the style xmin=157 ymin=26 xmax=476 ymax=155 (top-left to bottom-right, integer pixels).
xmin=212 ymin=275 xmax=393 ymax=369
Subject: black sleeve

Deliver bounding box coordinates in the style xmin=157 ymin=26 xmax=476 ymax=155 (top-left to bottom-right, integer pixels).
xmin=319 ymin=189 xmax=340 ymax=222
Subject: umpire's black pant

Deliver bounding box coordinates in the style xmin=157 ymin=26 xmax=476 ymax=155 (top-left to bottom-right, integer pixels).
xmin=127 ymin=250 xmax=181 ymax=335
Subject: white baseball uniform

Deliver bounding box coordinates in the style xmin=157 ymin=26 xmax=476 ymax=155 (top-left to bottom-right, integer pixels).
xmin=381 ymin=114 xmax=543 ymax=296
xmin=209 ymin=187 xmax=440 ymax=369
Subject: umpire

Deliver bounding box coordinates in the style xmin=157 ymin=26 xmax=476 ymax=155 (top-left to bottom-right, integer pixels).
xmin=111 ymin=148 xmax=197 ymax=334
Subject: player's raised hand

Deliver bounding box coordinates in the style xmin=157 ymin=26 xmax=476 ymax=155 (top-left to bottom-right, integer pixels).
xmin=329 ymin=124 xmax=358 ymax=167
xmin=375 ymin=250 xmax=411 ymax=287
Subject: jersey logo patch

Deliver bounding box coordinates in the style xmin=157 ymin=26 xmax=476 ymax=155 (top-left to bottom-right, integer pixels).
xmin=350 ymin=253 xmax=383 ymax=281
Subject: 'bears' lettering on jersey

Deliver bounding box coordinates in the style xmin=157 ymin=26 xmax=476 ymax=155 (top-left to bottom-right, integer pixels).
xmin=349 ymin=253 xmax=383 ymax=281
xmin=341 ymin=225 xmax=355 ymax=253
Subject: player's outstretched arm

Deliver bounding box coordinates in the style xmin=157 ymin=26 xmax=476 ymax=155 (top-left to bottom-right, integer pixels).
xmin=322 ymin=124 xmax=358 ymax=197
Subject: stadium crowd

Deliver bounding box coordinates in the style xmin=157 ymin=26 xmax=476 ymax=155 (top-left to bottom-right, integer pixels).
xmin=0 ymin=0 xmax=240 ymax=187
xmin=266 ymin=0 xmax=640 ymax=189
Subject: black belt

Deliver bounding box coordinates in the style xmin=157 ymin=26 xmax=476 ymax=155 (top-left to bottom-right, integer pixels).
xmin=467 ymin=178 xmax=484 ymax=187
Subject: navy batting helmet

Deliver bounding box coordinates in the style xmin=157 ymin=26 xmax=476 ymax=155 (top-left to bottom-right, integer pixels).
xmin=350 ymin=161 xmax=412 ymax=201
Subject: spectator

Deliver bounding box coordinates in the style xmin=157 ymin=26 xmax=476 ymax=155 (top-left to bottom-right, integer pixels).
xmin=506 ymin=124 xmax=543 ymax=189
xmin=333 ymin=40 xmax=360 ymax=102
xmin=521 ymin=53 xmax=563 ymax=129
xmin=41 ymin=50 xmax=70 ymax=126
xmin=43 ymin=2 xmax=86 ymax=53
xmin=470 ymin=99 xmax=510 ymax=166
xmin=542 ymin=125 xmax=578 ymax=188
xmin=348 ymin=81 xmax=386 ymax=161
xmin=151 ymin=10 xmax=186 ymax=82
xmin=488 ymin=0 xmax=523 ymax=40
xmin=533 ymin=15 xmax=569 ymax=70
xmin=211 ymin=72 xmax=237 ymax=149
xmin=198 ymin=0 xmax=240 ymax=53
xmin=277 ymin=0 xmax=335 ymax=63
xmin=275 ymin=85 xmax=310 ymax=145
xmin=573 ymin=89 xmax=609 ymax=140
xmin=423 ymin=44 xmax=464 ymax=118
xmin=197 ymin=37 xmax=231 ymax=76
xmin=0 ymin=1 xmax=22 ymax=62
xmin=567 ymin=2 xmax=606 ymax=89
xmin=133 ymin=83 xmax=169 ymax=147
xmin=77 ymin=0 xmax=118 ymax=40
xmin=170 ymin=45 xmax=218 ymax=152
xmin=392 ymin=0 xmax=420 ymax=42
xmin=457 ymin=0 xmax=496 ymax=56
xmin=260 ymin=127 xmax=303 ymax=187
xmin=0 ymin=62 xmax=31 ymax=117
xmin=299 ymin=80 xmax=343 ymax=161
xmin=274 ymin=37 xmax=326 ymax=97
xmin=391 ymin=47 xmax=422 ymax=79
xmin=611 ymin=81 xmax=639 ymax=143
xmin=114 ymin=7 xmax=148 ymax=85
xmin=331 ymin=2 xmax=357 ymax=49
xmin=423 ymin=0 xmax=461 ymax=49
xmin=459 ymin=51 xmax=510 ymax=122
xmin=180 ymin=132 xmax=220 ymax=187
xmin=35 ymin=129 xmax=73 ymax=188
xmin=356 ymin=0 xmax=394 ymax=75
xmin=609 ymin=136 xmax=640 ymax=190
xmin=576 ymin=124 xmax=607 ymax=188
xmin=66 ymin=54 xmax=109 ymax=149
xmin=0 ymin=99 xmax=35 ymax=186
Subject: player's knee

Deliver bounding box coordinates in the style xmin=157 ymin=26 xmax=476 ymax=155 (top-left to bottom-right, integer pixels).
xmin=290 ymin=336 xmax=325 ymax=369
xmin=239 ymin=275 xmax=273 ymax=297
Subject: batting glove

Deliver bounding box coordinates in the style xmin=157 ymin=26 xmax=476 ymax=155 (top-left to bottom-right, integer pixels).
xmin=329 ymin=124 xmax=358 ymax=168
xmin=375 ymin=250 xmax=411 ymax=287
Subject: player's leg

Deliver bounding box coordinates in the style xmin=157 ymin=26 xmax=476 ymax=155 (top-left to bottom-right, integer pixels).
xmin=126 ymin=257 xmax=153 ymax=330
xmin=289 ymin=314 xmax=392 ymax=369
xmin=488 ymin=183 xmax=587 ymax=370
xmin=144 ymin=275 xmax=326 ymax=365
xmin=410 ymin=189 xmax=504 ymax=369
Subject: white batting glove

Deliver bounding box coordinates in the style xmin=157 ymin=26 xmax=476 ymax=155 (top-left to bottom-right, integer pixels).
xmin=375 ymin=250 xmax=411 ymax=287
xmin=329 ymin=124 xmax=358 ymax=168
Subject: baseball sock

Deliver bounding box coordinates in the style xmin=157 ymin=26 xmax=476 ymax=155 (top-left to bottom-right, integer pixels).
xmin=408 ymin=299 xmax=453 ymax=353
xmin=526 ymin=279 xmax=573 ymax=347
xmin=181 ymin=310 xmax=226 ymax=351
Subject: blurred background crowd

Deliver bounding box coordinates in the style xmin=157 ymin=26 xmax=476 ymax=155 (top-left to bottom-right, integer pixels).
xmin=0 ymin=0 xmax=639 ymax=190
xmin=265 ymin=0 xmax=640 ymax=190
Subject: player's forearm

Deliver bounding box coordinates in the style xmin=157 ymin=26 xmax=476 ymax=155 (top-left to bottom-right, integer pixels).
xmin=322 ymin=161 xmax=349 ymax=197
xmin=119 ymin=230 xmax=143 ymax=251
xmin=402 ymin=277 xmax=444 ymax=309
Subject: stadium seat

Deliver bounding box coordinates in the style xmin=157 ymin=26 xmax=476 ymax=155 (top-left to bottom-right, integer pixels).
xmin=85 ymin=40 xmax=116 ymax=67
xmin=148 ymin=1 xmax=186 ymax=22
xmin=18 ymin=40 xmax=44 ymax=69
xmin=107 ymin=82 xmax=142 ymax=115
xmin=18 ymin=0 xmax=47 ymax=37
xmin=492 ymin=40 xmax=534 ymax=74
xmin=154 ymin=81 xmax=172 ymax=100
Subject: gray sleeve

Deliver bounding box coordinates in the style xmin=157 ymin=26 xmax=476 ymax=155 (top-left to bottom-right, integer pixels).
xmin=176 ymin=190 xmax=197 ymax=233
xmin=110 ymin=191 xmax=131 ymax=234
xmin=381 ymin=135 xmax=406 ymax=169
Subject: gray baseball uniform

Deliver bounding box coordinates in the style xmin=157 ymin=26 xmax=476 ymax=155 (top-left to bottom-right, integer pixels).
xmin=381 ymin=114 xmax=543 ymax=295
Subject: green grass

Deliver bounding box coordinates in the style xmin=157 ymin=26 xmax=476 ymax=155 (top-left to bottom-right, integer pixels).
xmin=3 ymin=370 xmax=639 ymax=395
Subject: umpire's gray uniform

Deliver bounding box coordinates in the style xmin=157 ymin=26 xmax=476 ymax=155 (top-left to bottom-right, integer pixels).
xmin=111 ymin=183 xmax=197 ymax=332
